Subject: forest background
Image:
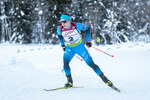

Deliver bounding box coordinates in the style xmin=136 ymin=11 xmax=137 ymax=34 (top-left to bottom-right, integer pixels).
xmin=0 ymin=0 xmax=150 ymax=44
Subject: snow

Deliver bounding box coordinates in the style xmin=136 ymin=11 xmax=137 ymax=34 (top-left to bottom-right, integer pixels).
xmin=0 ymin=14 xmax=7 ymax=20
xmin=54 ymin=5 xmax=57 ymax=10
xmin=38 ymin=10 xmax=43 ymax=15
xmin=20 ymin=10 xmax=25 ymax=16
xmin=0 ymin=42 xmax=150 ymax=100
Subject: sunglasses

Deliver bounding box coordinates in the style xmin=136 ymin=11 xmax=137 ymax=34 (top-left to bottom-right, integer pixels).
xmin=60 ymin=20 xmax=67 ymax=24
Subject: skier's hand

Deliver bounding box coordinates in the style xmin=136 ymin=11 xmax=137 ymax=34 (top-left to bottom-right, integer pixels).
xmin=61 ymin=45 xmax=66 ymax=51
xmin=86 ymin=41 xmax=92 ymax=48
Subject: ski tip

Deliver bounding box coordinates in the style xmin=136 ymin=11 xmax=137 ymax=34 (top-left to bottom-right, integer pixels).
xmin=111 ymin=86 xmax=120 ymax=93
xmin=43 ymin=89 xmax=48 ymax=91
xmin=115 ymin=88 xmax=121 ymax=93
xmin=116 ymin=89 xmax=120 ymax=93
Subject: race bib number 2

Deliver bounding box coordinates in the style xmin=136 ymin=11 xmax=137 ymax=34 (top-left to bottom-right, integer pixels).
xmin=62 ymin=29 xmax=81 ymax=44
xmin=68 ymin=37 xmax=74 ymax=41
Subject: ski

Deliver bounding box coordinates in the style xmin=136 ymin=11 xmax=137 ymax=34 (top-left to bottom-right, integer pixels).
xmin=43 ymin=85 xmax=120 ymax=92
xmin=43 ymin=86 xmax=83 ymax=91
xmin=111 ymin=86 xmax=120 ymax=92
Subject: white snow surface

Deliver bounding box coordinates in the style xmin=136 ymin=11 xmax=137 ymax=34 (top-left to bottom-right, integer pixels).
xmin=0 ymin=42 xmax=150 ymax=100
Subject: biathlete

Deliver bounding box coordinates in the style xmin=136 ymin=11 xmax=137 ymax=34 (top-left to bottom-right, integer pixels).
xmin=57 ymin=14 xmax=114 ymax=88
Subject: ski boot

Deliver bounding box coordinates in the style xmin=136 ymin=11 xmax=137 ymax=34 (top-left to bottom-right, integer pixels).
xmin=100 ymin=73 xmax=120 ymax=92
xmin=100 ymin=73 xmax=113 ymax=87
xmin=65 ymin=75 xmax=73 ymax=87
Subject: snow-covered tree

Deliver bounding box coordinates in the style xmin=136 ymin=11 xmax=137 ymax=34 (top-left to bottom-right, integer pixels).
xmin=0 ymin=0 xmax=150 ymax=44
xmin=0 ymin=0 xmax=13 ymax=42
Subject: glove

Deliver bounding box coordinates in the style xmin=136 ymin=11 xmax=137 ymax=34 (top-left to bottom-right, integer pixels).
xmin=61 ymin=45 xmax=66 ymax=51
xmin=86 ymin=41 xmax=92 ymax=48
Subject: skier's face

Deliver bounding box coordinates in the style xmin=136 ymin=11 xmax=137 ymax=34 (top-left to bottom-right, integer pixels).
xmin=60 ymin=20 xmax=71 ymax=28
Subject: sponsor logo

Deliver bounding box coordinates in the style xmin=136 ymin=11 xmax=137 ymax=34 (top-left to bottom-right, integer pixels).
xmin=63 ymin=30 xmax=79 ymax=37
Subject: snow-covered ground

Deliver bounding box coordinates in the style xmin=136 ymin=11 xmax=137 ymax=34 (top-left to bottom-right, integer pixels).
xmin=0 ymin=42 xmax=150 ymax=100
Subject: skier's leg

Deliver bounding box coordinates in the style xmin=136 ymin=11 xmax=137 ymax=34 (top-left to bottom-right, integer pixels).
xmin=83 ymin=51 xmax=113 ymax=87
xmin=75 ymin=43 xmax=113 ymax=87
xmin=63 ymin=47 xmax=75 ymax=75
xmin=82 ymin=50 xmax=102 ymax=75
xmin=63 ymin=46 xmax=75 ymax=87
xmin=83 ymin=50 xmax=114 ymax=86
xmin=75 ymin=43 xmax=102 ymax=75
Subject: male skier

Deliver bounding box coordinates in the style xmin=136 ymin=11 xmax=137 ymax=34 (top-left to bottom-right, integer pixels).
xmin=57 ymin=14 xmax=115 ymax=89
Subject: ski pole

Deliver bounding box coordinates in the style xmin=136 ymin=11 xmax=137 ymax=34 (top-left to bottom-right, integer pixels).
xmin=75 ymin=55 xmax=83 ymax=61
xmin=92 ymin=46 xmax=114 ymax=57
